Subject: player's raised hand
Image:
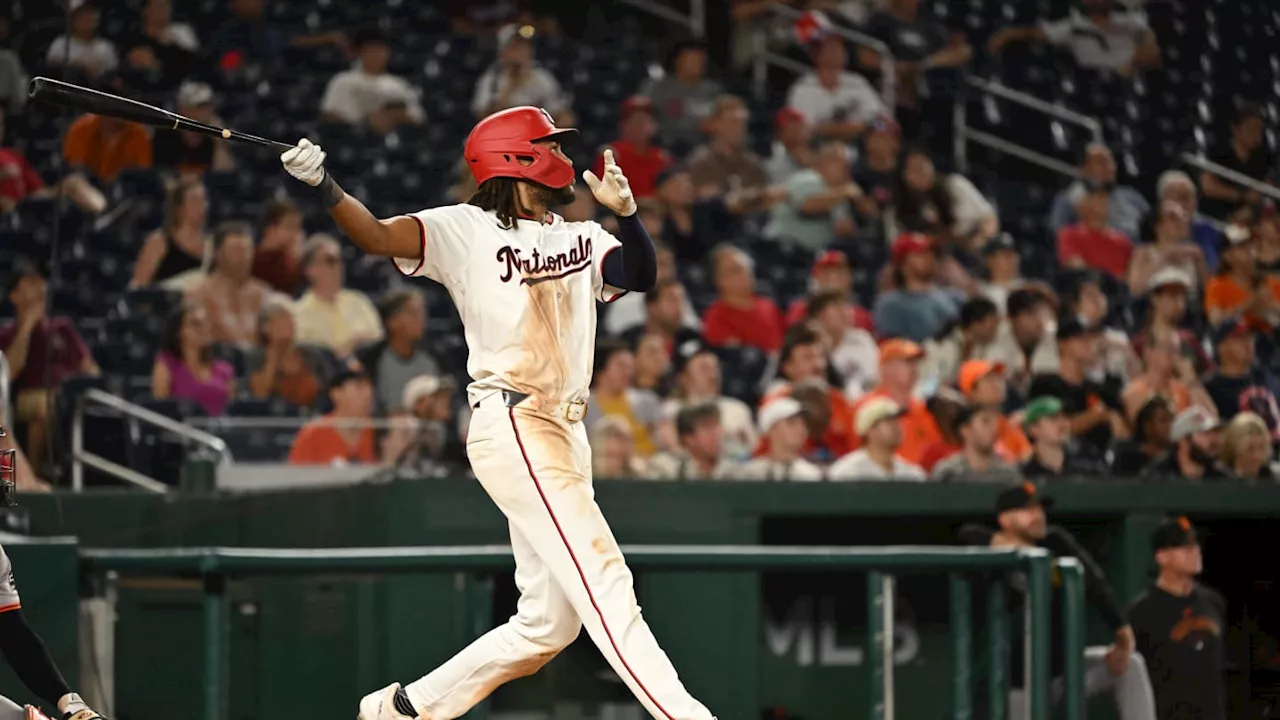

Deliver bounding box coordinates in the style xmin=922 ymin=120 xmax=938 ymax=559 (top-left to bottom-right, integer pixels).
xmin=280 ymin=138 xmax=327 ymax=187
xmin=582 ymin=149 xmax=637 ymax=217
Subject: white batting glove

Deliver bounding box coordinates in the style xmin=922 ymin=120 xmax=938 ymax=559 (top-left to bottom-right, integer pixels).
xmin=583 ymin=149 xmax=636 ymax=217
xmin=280 ymin=138 xmax=327 ymax=187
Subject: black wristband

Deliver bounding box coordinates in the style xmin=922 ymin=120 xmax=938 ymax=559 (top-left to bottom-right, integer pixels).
xmin=314 ymin=172 xmax=345 ymax=209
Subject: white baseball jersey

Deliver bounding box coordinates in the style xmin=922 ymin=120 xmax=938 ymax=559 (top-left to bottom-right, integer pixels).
xmin=393 ymin=204 xmax=625 ymax=406
xmin=0 ymin=545 xmax=20 ymax=611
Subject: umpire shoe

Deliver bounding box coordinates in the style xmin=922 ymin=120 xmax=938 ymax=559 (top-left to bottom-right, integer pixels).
xmin=357 ymin=683 xmax=417 ymax=720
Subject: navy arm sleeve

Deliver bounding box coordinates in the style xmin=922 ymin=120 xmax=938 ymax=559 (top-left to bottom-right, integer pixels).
xmin=0 ymin=608 xmax=73 ymax=706
xmin=601 ymin=213 xmax=658 ymax=292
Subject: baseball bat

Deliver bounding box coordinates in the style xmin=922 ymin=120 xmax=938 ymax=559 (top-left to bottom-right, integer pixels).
xmin=28 ymin=77 xmax=295 ymax=153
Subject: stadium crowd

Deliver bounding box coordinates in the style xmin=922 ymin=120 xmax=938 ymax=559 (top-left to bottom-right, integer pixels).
xmin=0 ymin=0 xmax=1278 ymax=488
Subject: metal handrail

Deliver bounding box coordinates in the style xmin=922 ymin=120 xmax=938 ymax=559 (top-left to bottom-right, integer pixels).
xmin=0 ymin=351 xmax=9 ymax=430
xmin=618 ymin=0 xmax=705 ymax=38
xmin=1181 ymin=153 xmax=1280 ymax=205
xmin=71 ymin=388 xmax=233 ymax=492
xmin=955 ymin=76 xmax=1104 ymax=178
xmin=752 ymin=3 xmax=896 ymax=112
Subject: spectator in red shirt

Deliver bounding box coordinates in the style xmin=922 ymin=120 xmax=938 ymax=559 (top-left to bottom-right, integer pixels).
xmin=0 ymin=258 xmax=99 ymax=471
xmin=702 ymin=244 xmax=784 ymax=352
xmin=1057 ymin=182 xmax=1134 ymax=280
xmin=785 ymin=250 xmax=876 ymax=333
xmin=593 ymin=95 xmax=671 ymax=200
xmin=0 ymin=106 xmax=104 ymax=215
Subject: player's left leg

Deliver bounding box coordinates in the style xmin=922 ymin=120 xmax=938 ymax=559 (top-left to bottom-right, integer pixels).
xmin=0 ymin=694 xmax=29 ymax=720
xmin=1083 ymin=646 xmax=1157 ymax=720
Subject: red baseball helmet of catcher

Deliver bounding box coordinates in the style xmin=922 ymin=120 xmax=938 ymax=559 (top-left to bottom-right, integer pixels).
xmin=464 ymin=106 xmax=577 ymax=189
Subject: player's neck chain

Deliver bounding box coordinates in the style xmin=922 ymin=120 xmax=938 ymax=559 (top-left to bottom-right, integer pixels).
xmin=496 ymin=235 xmax=593 ymax=285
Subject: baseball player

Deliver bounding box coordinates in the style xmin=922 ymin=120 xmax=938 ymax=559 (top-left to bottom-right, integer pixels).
xmin=281 ymin=107 xmax=716 ymax=720
xmin=0 ymin=427 xmax=105 ymax=720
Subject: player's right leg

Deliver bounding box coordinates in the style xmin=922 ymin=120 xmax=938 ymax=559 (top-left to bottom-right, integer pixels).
xmin=0 ymin=694 xmax=30 ymax=720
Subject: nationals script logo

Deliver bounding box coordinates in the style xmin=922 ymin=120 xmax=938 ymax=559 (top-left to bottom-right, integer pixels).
xmin=496 ymin=235 xmax=593 ymax=285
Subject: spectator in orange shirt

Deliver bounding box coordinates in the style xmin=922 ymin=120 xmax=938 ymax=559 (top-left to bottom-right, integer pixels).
xmin=1204 ymin=223 xmax=1280 ymax=330
xmin=760 ymin=324 xmax=856 ymax=462
xmin=702 ymin=244 xmax=784 ymax=352
xmin=62 ymin=112 xmax=153 ymax=184
xmin=593 ymin=96 xmax=671 ymax=199
xmin=1057 ymin=182 xmax=1134 ymax=280
xmin=1121 ymin=326 xmax=1215 ymax=421
xmin=918 ymin=386 xmax=967 ymax=471
xmin=958 ymin=359 xmax=1032 ymax=463
xmin=850 ymin=338 xmax=941 ymax=464
xmin=288 ymin=368 xmax=377 ymax=465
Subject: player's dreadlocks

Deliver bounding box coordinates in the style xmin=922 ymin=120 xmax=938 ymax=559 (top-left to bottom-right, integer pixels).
xmin=468 ymin=178 xmax=525 ymax=230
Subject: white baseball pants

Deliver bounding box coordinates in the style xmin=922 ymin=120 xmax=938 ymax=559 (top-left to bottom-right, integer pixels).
xmin=403 ymin=404 xmax=714 ymax=720
xmin=0 ymin=694 xmax=28 ymax=720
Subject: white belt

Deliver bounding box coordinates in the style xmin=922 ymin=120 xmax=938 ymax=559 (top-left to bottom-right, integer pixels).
xmin=473 ymin=391 xmax=588 ymax=423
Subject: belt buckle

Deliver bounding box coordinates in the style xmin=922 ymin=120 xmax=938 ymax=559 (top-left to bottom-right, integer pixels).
xmin=563 ymin=402 xmax=587 ymax=423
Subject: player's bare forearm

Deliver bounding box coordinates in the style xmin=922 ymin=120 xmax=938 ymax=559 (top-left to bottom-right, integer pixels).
xmin=328 ymin=192 xmax=422 ymax=260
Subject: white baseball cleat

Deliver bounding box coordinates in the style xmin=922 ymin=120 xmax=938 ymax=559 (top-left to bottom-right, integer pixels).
xmin=357 ymin=682 xmax=415 ymax=720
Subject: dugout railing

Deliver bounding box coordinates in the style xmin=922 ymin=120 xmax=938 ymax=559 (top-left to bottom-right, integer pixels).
xmin=80 ymin=545 xmax=1085 ymax=720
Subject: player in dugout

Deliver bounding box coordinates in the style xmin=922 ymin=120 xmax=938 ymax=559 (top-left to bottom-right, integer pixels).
xmin=0 ymin=426 xmax=106 ymax=720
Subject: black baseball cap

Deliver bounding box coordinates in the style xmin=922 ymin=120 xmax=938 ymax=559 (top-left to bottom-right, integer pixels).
xmin=1210 ymin=317 xmax=1253 ymax=345
xmin=671 ymin=336 xmax=713 ymax=375
xmin=328 ymin=366 xmax=369 ymax=393
xmin=995 ymin=481 xmax=1054 ymax=514
xmin=982 ymin=233 xmax=1017 ymax=256
xmin=4 ymin=257 xmax=44 ymax=297
xmin=1151 ymin=516 xmax=1199 ymax=551
xmin=1056 ymin=316 xmax=1101 ymax=341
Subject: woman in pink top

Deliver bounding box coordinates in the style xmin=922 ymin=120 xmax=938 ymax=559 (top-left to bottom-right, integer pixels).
xmin=151 ymin=303 xmax=236 ymax=415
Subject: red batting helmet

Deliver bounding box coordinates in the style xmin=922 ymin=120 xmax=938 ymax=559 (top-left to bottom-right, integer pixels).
xmin=464 ymin=106 xmax=577 ymax=189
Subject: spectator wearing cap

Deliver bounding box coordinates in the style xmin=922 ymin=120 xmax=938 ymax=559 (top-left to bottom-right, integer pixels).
xmin=2 ymin=259 xmax=99 ymax=467
xmin=292 ymin=234 xmax=383 ymax=358
xmin=1131 ymin=268 xmax=1211 ymax=377
xmin=246 ymin=298 xmax=325 ymax=408
xmin=586 ymin=340 xmax=662 ymax=458
xmin=45 ymin=1 xmax=118 ymax=80
xmin=593 ymin=96 xmax=672 ymax=200
xmin=887 ymin=149 xmax=999 ymax=250
xmin=917 ymin=386 xmax=966 ymax=471
xmin=851 ymin=116 xmax=900 ymax=220
xmin=618 ymin=279 xmax=701 ymax=356
xmin=151 ymin=302 xmax=235 ymax=417
xmin=1218 ymin=411 xmax=1275 ymax=481
xmin=648 ymin=402 xmax=738 ymax=481
xmin=785 ymin=34 xmax=887 ymax=143
xmin=960 ymin=360 xmax=1031 ymax=461
xmin=1112 ymin=395 xmax=1176 ymax=477
xmin=120 ymin=0 xmax=199 ymax=91
xmin=1121 ymin=326 xmax=1215 ymax=422
xmin=987 ymin=0 xmax=1160 ymax=75
xmin=604 ymin=243 xmax=701 ymax=335
xmin=320 ymin=26 xmax=425 ymax=134
xmin=1058 ymin=183 xmax=1135 ymax=281
xmin=1129 ymin=518 xmax=1227 ymax=720
xmin=1203 ymin=318 xmax=1280 ymax=430
xmin=1128 ymin=203 xmax=1207 ymax=297
xmin=1139 ymin=406 xmax=1229 ymax=481
xmin=738 ymin=398 xmax=824 ymax=481
xmin=919 ymin=296 xmax=1001 ymax=392
xmin=1060 ymin=272 xmax=1139 ymax=383
xmin=828 ymin=397 xmax=927 ymax=481
xmin=639 ymin=40 xmax=723 ymax=156
xmin=931 ymin=403 xmax=1020 ymax=482
xmin=784 ymin=251 xmax=876 ymax=333
xmin=765 ymin=108 xmax=813 ymax=185
xmin=686 ymin=96 xmax=784 ymax=215
xmin=472 ymin=24 xmax=571 ymax=124
xmin=702 ymin=245 xmax=785 ymax=353
xmin=62 ymin=109 xmax=153 ymax=186
xmin=850 ymin=339 xmax=941 ymax=465
xmin=1203 ymin=224 xmax=1280 ymax=330
xmin=132 ymin=179 xmax=209 ymax=289
xmin=390 ymin=374 xmax=468 ymax=475
xmin=961 ymin=482 xmax=1154 ymax=720
xmin=186 ymin=221 xmax=276 ymax=349
xmin=1047 ymin=144 xmax=1150 ymax=243
xmin=763 ymin=140 xmax=862 ymax=251
xmin=873 ymin=232 xmax=959 ymax=343
xmin=1200 ymin=103 xmax=1274 ymax=221
xmin=289 ymin=368 xmax=378 ymax=465
xmin=988 ymin=288 xmax=1058 ymax=396
xmin=154 ymin=81 xmax=234 ymax=179
xmin=1156 ymin=170 xmax=1222 ymax=268
xmin=663 ymin=340 xmax=757 ymax=461
xmin=805 ymin=289 xmax=879 ymax=400
xmin=761 ymin=325 xmax=857 ymax=461
xmin=1028 ymin=317 xmax=1123 ymax=461
xmin=354 ymin=289 xmax=440 ymax=414
xmin=1021 ymin=396 xmax=1105 ymax=478
xmin=977 ymin=234 xmax=1027 ymax=314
